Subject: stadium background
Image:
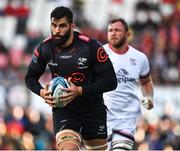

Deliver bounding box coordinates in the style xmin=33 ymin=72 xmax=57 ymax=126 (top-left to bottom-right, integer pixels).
xmin=0 ymin=0 xmax=180 ymax=150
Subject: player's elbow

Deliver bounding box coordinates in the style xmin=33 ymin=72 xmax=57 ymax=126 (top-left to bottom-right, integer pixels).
xmin=24 ymin=74 xmax=30 ymax=88
xmin=108 ymin=76 xmax=117 ymax=91
xmin=25 ymin=74 xmax=34 ymax=89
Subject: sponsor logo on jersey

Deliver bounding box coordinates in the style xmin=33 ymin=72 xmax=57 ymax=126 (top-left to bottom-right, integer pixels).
xmin=60 ymin=55 xmax=72 ymax=59
xmin=48 ymin=60 xmax=58 ymax=66
xmin=77 ymin=57 xmax=88 ymax=69
xmin=117 ymin=69 xmax=135 ymax=83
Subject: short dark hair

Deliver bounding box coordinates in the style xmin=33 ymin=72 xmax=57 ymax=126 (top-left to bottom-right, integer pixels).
xmin=50 ymin=6 xmax=73 ymax=23
xmin=109 ymin=18 xmax=129 ymax=32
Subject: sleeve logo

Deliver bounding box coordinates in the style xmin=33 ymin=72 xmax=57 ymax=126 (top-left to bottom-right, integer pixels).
xmin=97 ymin=47 xmax=108 ymax=62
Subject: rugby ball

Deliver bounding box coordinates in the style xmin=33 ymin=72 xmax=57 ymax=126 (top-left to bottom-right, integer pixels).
xmin=48 ymin=76 xmax=70 ymax=108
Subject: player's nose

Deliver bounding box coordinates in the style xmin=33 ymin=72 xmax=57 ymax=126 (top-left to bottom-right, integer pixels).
xmin=54 ymin=26 xmax=62 ymax=33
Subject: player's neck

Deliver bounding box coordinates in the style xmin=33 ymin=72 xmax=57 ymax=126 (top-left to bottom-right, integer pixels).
xmin=61 ymin=32 xmax=74 ymax=48
xmin=109 ymin=43 xmax=129 ymax=54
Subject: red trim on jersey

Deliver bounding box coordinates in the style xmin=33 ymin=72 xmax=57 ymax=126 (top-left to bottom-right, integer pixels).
xmin=97 ymin=47 xmax=108 ymax=62
xmin=34 ymin=48 xmax=39 ymax=57
xmin=43 ymin=36 xmax=53 ymax=43
xmin=109 ymin=44 xmax=129 ymax=54
xmin=78 ymin=34 xmax=90 ymax=42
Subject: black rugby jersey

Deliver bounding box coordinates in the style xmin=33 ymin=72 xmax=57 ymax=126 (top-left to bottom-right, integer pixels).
xmin=25 ymin=31 xmax=117 ymax=106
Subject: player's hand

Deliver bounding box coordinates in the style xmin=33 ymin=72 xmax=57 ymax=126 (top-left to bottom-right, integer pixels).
xmin=40 ymin=84 xmax=56 ymax=107
xmin=141 ymin=96 xmax=153 ymax=110
xmin=60 ymin=78 xmax=82 ymax=103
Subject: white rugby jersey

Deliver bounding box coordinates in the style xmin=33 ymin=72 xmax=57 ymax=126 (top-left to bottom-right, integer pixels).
xmin=103 ymin=44 xmax=150 ymax=119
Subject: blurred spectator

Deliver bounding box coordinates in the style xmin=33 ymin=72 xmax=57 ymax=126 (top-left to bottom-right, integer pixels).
xmin=163 ymin=143 xmax=174 ymax=151
xmin=0 ymin=41 xmax=9 ymax=73
xmin=137 ymin=141 xmax=149 ymax=150
xmin=25 ymin=30 xmax=43 ymax=54
xmin=0 ymin=40 xmax=8 ymax=53
xmin=4 ymin=0 xmax=30 ymax=34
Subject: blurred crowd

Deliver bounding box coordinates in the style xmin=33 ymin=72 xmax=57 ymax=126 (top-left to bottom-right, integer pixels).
xmin=1 ymin=105 xmax=180 ymax=150
xmin=135 ymin=115 xmax=180 ymax=150
xmin=0 ymin=0 xmax=180 ymax=150
xmin=0 ymin=106 xmax=56 ymax=150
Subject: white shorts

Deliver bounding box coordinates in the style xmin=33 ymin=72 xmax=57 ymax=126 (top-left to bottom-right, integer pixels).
xmin=107 ymin=117 xmax=138 ymax=143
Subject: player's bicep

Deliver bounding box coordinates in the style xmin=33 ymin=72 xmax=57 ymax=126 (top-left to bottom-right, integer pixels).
xmin=26 ymin=63 xmax=46 ymax=80
xmin=88 ymin=40 xmax=117 ymax=91
xmin=140 ymin=54 xmax=150 ymax=77
xmin=27 ymin=47 xmax=47 ymax=79
xmin=81 ymin=40 xmax=117 ymax=95
xmin=90 ymin=41 xmax=111 ymax=74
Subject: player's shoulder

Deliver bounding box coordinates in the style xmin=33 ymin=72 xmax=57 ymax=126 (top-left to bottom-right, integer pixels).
xmin=129 ymin=45 xmax=147 ymax=58
xmin=34 ymin=36 xmax=53 ymax=56
xmin=42 ymin=36 xmax=53 ymax=43
xmin=76 ymin=31 xmax=91 ymax=43
xmin=37 ymin=36 xmax=53 ymax=49
xmin=76 ymin=31 xmax=103 ymax=45
xmin=103 ymin=43 xmax=109 ymax=50
xmin=103 ymin=43 xmax=111 ymax=55
xmin=78 ymin=33 xmax=91 ymax=42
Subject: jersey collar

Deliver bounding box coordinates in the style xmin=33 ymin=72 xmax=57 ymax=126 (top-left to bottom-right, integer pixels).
xmin=109 ymin=43 xmax=129 ymax=54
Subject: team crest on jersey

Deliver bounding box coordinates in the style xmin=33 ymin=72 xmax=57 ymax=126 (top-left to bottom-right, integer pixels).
xmin=97 ymin=125 xmax=106 ymax=135
xmin=97 ymin=47 xmax=108 ymax=63
xmin=77 ymin=57 xmax=88 ymax=69
xmin=130 ymin=58 xmax=136 ymax=65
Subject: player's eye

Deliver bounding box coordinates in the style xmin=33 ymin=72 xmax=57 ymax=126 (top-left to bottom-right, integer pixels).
xmin=108 ymin=29 xmax=113 ymax=32
xmin=51 ymin=23 xmax=56 ymax=28
xmin=58 ymin=23 xmax=67 ymax=28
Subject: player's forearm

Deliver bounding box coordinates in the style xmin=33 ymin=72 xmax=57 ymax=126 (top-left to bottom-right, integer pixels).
xmin=25 ymin=63 xmax=46 ymax=96
xmin=25 ymin=75 xmax=43 ymax=96
xmin=141 ymin=80 xmax=154 ymax=99
xmin=141 ymin=80 xmax=154 ymax=110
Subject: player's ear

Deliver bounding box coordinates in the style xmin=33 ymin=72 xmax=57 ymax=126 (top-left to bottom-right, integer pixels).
xmin=126 ymin=31 xmax=131 ymax=38
xmin=71 ymin=22 xmax=75 ymax=29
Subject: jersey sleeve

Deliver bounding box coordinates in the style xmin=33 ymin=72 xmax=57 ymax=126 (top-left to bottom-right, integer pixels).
xmin=140 ymin=54 xmax=150 ymax=78
xmin=82 ymin=40 xmax=117 ymax=95
xmin=25 ymin=44 xmax=47 ymax=96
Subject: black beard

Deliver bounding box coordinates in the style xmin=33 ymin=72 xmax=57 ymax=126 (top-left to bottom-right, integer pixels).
xmin=52 ymin=28 xmax=71 ymax=46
